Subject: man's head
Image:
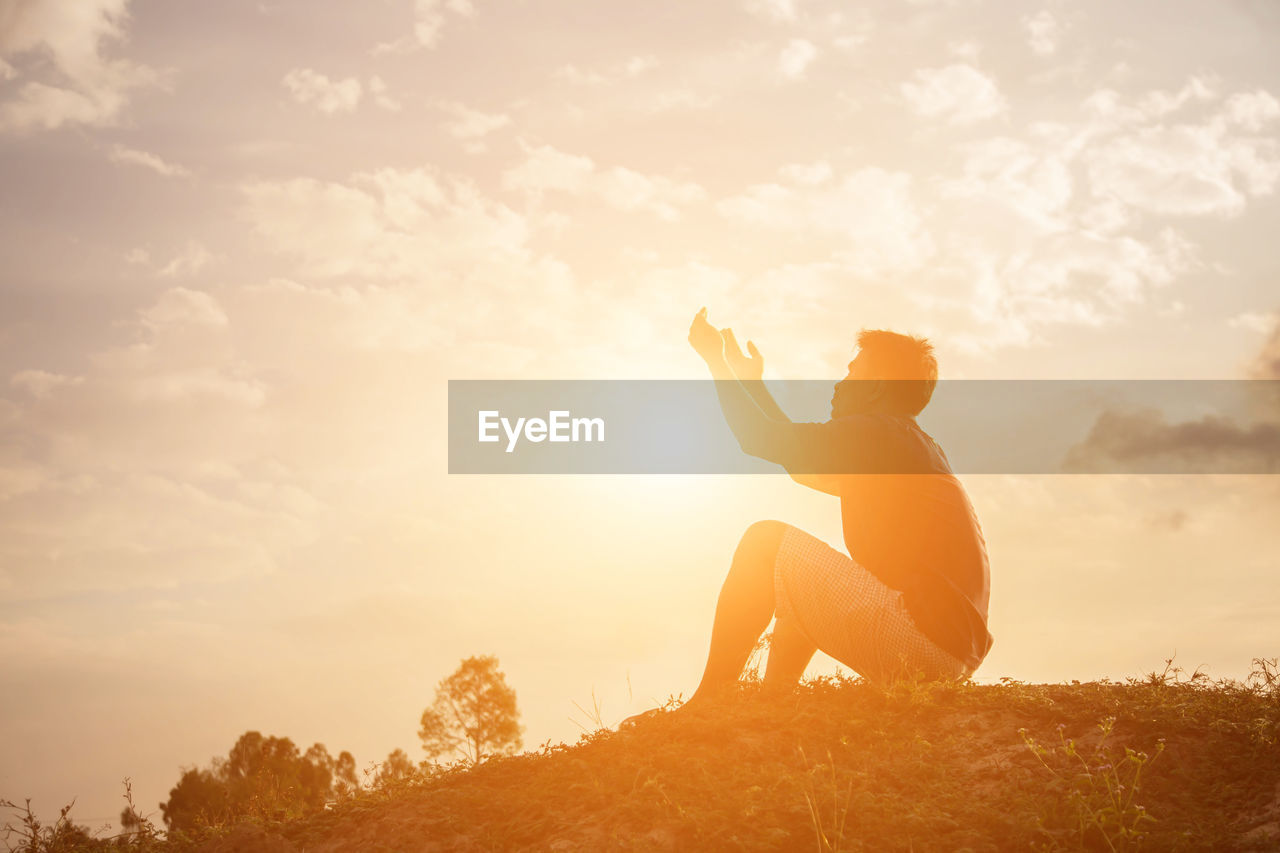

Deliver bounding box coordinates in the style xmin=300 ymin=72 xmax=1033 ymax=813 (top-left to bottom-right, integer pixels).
xmin=831 ymin=329 xmax=938 ymax=418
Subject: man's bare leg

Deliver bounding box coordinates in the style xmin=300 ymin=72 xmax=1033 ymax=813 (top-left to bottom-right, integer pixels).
xmin=687 ymin=520 xmax=787 ymax=706
xmin=762 ymin=616 xmax=817 ymax=691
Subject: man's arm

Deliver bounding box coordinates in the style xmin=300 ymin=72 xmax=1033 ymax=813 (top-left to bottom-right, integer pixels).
xmin=689 ymin=310 xmax=874 ymax=497
xmin=788 ymin=472 xmax=844 ymax=497
xmin=720 ymin=328 xmax=791 ymax=423
xmin=688 ymin=309 xmax=790 ymax=457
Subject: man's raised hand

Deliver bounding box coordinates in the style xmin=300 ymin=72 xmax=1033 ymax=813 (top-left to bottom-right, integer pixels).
xmin=721 ymin=328 xmax=763 ymax=381
xmin=688 ymin=307 xmax=725 ymax=363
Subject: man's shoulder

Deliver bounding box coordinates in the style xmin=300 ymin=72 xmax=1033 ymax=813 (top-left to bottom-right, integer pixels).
xmin=830 ymin=414 xmax=954 ymax=472
xmin=825 ymin=413 xmax=920 ymax=433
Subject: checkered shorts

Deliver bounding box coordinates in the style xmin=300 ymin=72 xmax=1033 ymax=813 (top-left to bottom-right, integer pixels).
xmin=772 ymin=523 xmax=973 ymax=683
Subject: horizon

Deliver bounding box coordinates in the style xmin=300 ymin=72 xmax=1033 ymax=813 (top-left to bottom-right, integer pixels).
xmin=1 ymin=0 xmax=1279 ymax=834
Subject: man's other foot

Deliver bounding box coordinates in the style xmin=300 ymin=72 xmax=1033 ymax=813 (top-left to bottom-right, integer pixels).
xmin=618 ymin=707 xmax=665 ymax=729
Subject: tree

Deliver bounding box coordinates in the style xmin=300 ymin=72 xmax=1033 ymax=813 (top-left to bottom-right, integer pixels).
xmin=418 ymin=655 xmax=523 ymax=763
xmin=0 ymin=798 xmax=106 ymax=852
xmin=160 ymin=767 xmax=231 ymax=832
xmin=161 ymin=732 xmax=357 ymax=834
xmin=372 ymin=749 xmax=417 ymax=787
xmin=119 ymin=805 xmax=141 ymax=835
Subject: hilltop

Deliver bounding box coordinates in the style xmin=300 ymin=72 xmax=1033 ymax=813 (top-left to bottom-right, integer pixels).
xmin=9 ymin=661 xmax=1280 ymax=852
xmin=196 ymin=662 xmax=1280 ymax=852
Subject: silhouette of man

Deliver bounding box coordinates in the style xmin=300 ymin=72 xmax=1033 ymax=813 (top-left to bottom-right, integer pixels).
xmin=671 ymin=308 xmax=993 ymax=709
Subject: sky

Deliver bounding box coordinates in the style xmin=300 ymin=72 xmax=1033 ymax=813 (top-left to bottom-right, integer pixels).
xmin=1 ymin=0 xmax=1279 ymax=834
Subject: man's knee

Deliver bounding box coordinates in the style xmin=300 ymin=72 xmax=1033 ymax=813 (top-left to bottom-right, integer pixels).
xmin=725 ymin=521 xmax=787 ymax=588
xmin=736 ymin=520 xmax=788 ymax=559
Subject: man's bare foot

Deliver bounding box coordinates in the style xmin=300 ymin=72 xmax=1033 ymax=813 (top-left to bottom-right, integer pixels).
xmin=618 ymin=707 xmax=665 ymax=729
xmin=619 ymin=683 xmax=768 ymax=729
xmin=619 ymin=694 xmax=713 ymax=729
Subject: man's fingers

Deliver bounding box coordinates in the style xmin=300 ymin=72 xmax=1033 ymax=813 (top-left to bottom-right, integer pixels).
xmin=721 ymin=328 xmax=744 ymax=355
xmin=747 ymin=341 xmax=761 ymax=360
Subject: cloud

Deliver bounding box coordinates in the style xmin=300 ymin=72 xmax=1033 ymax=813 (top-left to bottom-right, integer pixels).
xmin=503 ymin=144 xmax=706 ymax=221
xmin=947 ymin=40 xmax=980 ymax=61
xmin=901 ymin=63 xmax=1007 ymax=124
xmin=1063 ymin=330 xmax=1280 ymax=472
xmin=1081 ymin=83 xmax=1280 ymax=218
xmin=1 ymin=81 xmax=127 ymax=130
xmin=1224 ymin=90 xmax=1280 ymax=132
xmin=0 ymin=197 xmax=588 ymax=599
xmin=9 ymin=369 xmax=83 ymax=399
xmin=942 ymin=229 xmax=1195 ymax=350
xmin=282 ymin=68 xmax=362 ymax=114
xmin=1250 ymin=316 xmax=1280 ymax=380
xmin=622 ymin=55 xmax=658 ymax=77
xmin=157 ymin=241 xmax=213 ymax=277
xmin=108 ymin=143 xmax=190 ymax=177
xmin=553 ymin=55 xmax=658 ymax=87
xmin=1024 ymin=10 xmax=1059 ymax=56
xmin=131 ymin=369 xmax=266 ymax=406
xmin=1230 ymin=311 xmax=1278 ymax=335
xmin=638 ymin=88 xmax=718 ymax=114
xmin=777 ymin=39 xmax=817 ymax=80
xmin=779 ymin=160 xmax=832 ymax=185
xmin=1071 ymin=77 xmax=1214 ymax=131
xmin=242 ymin=165 xmax=720 ymax=377
xmin=0 ymin=237 xmax=577 ymax=597
xmin=925 ymin=79 xmax=1280 ymax=350
xmin=413 ymin=0 xmax=473 ymax=47
xmin=243 ymin=166 xmax=537 ymax=278
xmin=1063 ymin=409 xmax=1280 ymax=474
xmin=368 ymin=75 xmax=400 ymax=111
xmin=1086 ymin=129 xmax=1273 ymax=217
xmin=941 ymin=134 xmax=1074 ymax=232
xmin=504 ymin=145 xmax=591 ymax=192
xmin=746 ymin=0 xmax=797 ymax=23
xmin=0 ymin=0 xmax=158 ymax=132
xmin=440 ymin=101 xmax=510 ymax=150
xmin=141 ymin=287 xmax=228 ymax=330
xmin=1132 ymin=77 xmax=1215 ymax=118
xmin=0 ymin=285 xmax=310 ymax=597
xmin=716 ymin=167 xmax=933 ymax=278
xmin=240 ymin=278 xmax=454 ymax=355
xmin=375 ymin=0 xmax=474 ymax=54
xmin=552 ymin=64 xmax=605 ymax=86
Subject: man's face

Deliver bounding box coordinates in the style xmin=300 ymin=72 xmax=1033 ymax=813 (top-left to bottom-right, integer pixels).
xmin=830 ymin=352 xmax=877 ymax=418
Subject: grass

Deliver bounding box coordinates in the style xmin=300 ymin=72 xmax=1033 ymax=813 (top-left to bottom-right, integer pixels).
xmin=7 ymin=657 xmax=1280 ymax=852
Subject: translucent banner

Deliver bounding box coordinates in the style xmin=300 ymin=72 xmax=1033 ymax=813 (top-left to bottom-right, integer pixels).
xmin=447 ymin=380 xmax=1280 ymax=474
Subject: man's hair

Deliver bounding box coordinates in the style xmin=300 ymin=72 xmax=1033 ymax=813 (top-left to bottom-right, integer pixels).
xmin=855 ymin=329 xmax=938 ymax=416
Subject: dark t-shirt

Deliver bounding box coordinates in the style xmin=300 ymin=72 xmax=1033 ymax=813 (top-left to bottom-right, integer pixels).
xmin=737 ymin=413 xmax=994 ymax=671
